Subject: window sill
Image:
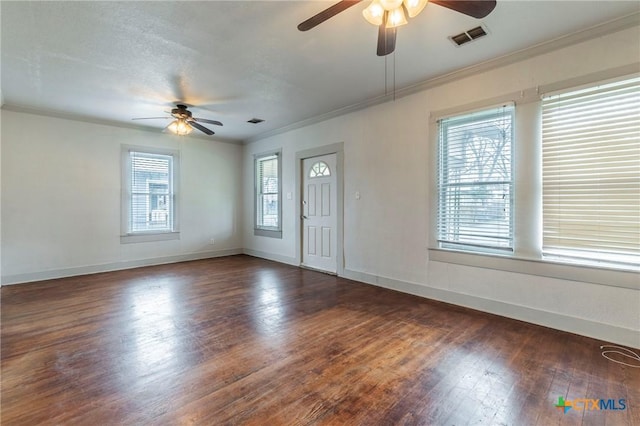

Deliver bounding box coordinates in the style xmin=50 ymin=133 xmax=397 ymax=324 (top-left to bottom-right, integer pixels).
xmin=120 ymin=232 xmax=180 ymax=244
xmin=428 ymin=248 xmax=639 ymax=290
xmin=254 ymin=228 xmax=282 ymax=239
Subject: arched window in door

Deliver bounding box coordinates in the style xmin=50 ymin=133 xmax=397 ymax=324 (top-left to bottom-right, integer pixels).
xmin=309 ymin=161 xmax=331 ymax=178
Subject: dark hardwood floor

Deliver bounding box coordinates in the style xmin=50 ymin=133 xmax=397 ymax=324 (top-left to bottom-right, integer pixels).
xmin=1 ymin=255 xmax=638 ymax=425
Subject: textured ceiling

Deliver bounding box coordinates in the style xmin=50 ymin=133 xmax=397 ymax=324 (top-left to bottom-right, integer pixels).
xmin=1 ymin=1 xmax=639 ymax=142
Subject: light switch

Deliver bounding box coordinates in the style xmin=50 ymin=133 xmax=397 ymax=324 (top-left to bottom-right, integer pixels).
xmin=355 ymin=191 xmax=361 ymax=200
xmin=287 ymin=192 xmax=292 ymax=200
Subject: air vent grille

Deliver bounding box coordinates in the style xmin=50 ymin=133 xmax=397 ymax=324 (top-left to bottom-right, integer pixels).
xmin=449 ymin=25 xmax=488 ymax=46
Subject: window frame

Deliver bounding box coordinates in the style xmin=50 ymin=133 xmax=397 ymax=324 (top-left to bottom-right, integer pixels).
xmin=540 ymin=76 xmax=640 ymax=270
xmin=309 ymin=160 xmax=331 ymax=178
xmin=428 ymin=69 xmax=639 ymax=290
xmin=120 ymin=145 xmax=180 ymax=244
xmin=437 ymin=103 xmax=515 ymax=254
xmin=254 ymin=150 xmax=282 ymax=239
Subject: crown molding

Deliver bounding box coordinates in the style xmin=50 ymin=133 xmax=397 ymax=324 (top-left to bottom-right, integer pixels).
xmin=246 ymin=11 xmax=640 ymax=144
xmin=2 ymin=12 xmax=637 ymax=146
xmin=0 ymin=104 xmax=244 ymax=145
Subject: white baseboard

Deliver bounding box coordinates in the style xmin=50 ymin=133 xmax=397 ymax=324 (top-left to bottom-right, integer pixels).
xmin=342 ymin=268 xmax=640 ymax=349
xmin=3 ymin=249 xmax=636 ymax=348
xmin=1 ymin=248 xmax=243 ymax=286
xmin=243 ymin=249 xmax=298 ymax=266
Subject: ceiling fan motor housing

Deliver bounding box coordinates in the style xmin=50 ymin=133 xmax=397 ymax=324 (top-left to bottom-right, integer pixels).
xmin=172 ymin=105 xmax=192 ymax=119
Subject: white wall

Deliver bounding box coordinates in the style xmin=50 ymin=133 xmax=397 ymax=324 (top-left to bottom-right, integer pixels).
xmin=242 ymin=26 xmax=640 ymax=347
xmin=1 ymin=110 xmax=243 ymax=284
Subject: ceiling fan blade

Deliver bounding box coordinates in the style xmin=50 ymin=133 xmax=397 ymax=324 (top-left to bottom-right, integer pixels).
xmin=298 ymin=0 xmax=362 ymax=31
xmin=188 ymin=120 xmax=215 ymax=135
xmin=377 ymin=12 xmax=396 ymax=56
xmin=194 ymin=117 xmax=223 ymax=126
xmin=131 ymin=117 xmax=169 ymax=120
xmin=430 ymin=0 xmax=497 ymax=19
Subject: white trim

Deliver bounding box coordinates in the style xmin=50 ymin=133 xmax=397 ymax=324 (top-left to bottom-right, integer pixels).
xmin=243 ymin=249 xmax=298 ymax=266
xmin=539 ymin=66 xmax=640 ymax=98
xmin=341 ymin=268 xmax=640 ymax=349
xmin=120 ymin=231 xmax=180 ymax=244
xmin=429 ymin=249 xmax=639 ymax=290
xmin=428 ymin=64 xmax=639 ymax=124
xmin=433 ymin=100 xmax=517 ymax=123
xmin=254 ymin=229 xmax=282 ymax=239
xmin=3 ymin=250 xmax=636 ymax=347
xmin=1 ymin=14 xmax=636 ymax=147
xmin=0 ymin=104 xmax=243 ymax=145
xmin=1 ymin=248 xmax=243 ymax=286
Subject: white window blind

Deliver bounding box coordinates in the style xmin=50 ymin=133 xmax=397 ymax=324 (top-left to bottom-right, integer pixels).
xmin=437 ymin=104 xmax=514 ymax=252
xmin=256 ymin=154 xmax=279 ymax=230
xmin=542 ymin=76 xmax=640 ymax=268
xmin=129 ymin=151 xmax=174 ymax=233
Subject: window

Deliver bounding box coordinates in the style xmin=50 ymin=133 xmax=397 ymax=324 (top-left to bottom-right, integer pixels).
xmin=437 ymin=104 xmax=514 ymax=253
xmin=255 ymin=151 xmax=282 ymax=238
xmin=431 ymin=74 xmax=639 ymax=284
xmin=121 ymin=146 xmax=180 ymax=243
xmin=542 ymin=77 xmax=640 ymax=268
xmin=309 ymin=161 xmax=331 ymax=177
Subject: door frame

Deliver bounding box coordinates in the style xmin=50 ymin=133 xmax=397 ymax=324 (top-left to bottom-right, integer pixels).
xmin=295 ymin=143 xmax=344 ymax=276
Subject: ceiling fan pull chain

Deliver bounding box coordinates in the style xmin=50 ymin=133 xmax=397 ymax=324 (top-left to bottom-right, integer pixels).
xmin=393 ymin=51 xmax=396 ymax=101
xmin=385 ymin=54 xmax=388 ymax=96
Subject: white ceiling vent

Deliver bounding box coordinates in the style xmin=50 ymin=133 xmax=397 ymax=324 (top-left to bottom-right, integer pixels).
xmin=449 ymin=25 xmax=488 ymax=47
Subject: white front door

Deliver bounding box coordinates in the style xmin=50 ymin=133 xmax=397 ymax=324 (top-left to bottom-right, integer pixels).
xmin=301 ymin=153 xmax=337 ymax=273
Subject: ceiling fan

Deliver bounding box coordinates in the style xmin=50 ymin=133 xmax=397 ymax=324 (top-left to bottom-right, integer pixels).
xmin=298 ymin=0 xmax=497 ymax=56
xmin=132 ymin=104 xmax=223 ymax=136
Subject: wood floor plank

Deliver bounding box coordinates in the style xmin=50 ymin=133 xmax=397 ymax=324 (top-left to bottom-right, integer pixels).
xmin=2 ymin=255 xmax=638 ymax=425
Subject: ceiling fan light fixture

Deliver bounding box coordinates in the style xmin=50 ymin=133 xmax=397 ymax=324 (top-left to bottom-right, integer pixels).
xmin=386 ymin=6 xmax=408 ymax=28
xmin=380 ymin=0 xmax=403 ymax=11
xmin=299 ymin=0 xmax=497 ymax=55
xmin=363 ymin=0 xmax=385 ymax=26
xmin=167 ymin=118 xmax=193 ymax=136
xmin=404 ymin=0 xmax=428 ymax=18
